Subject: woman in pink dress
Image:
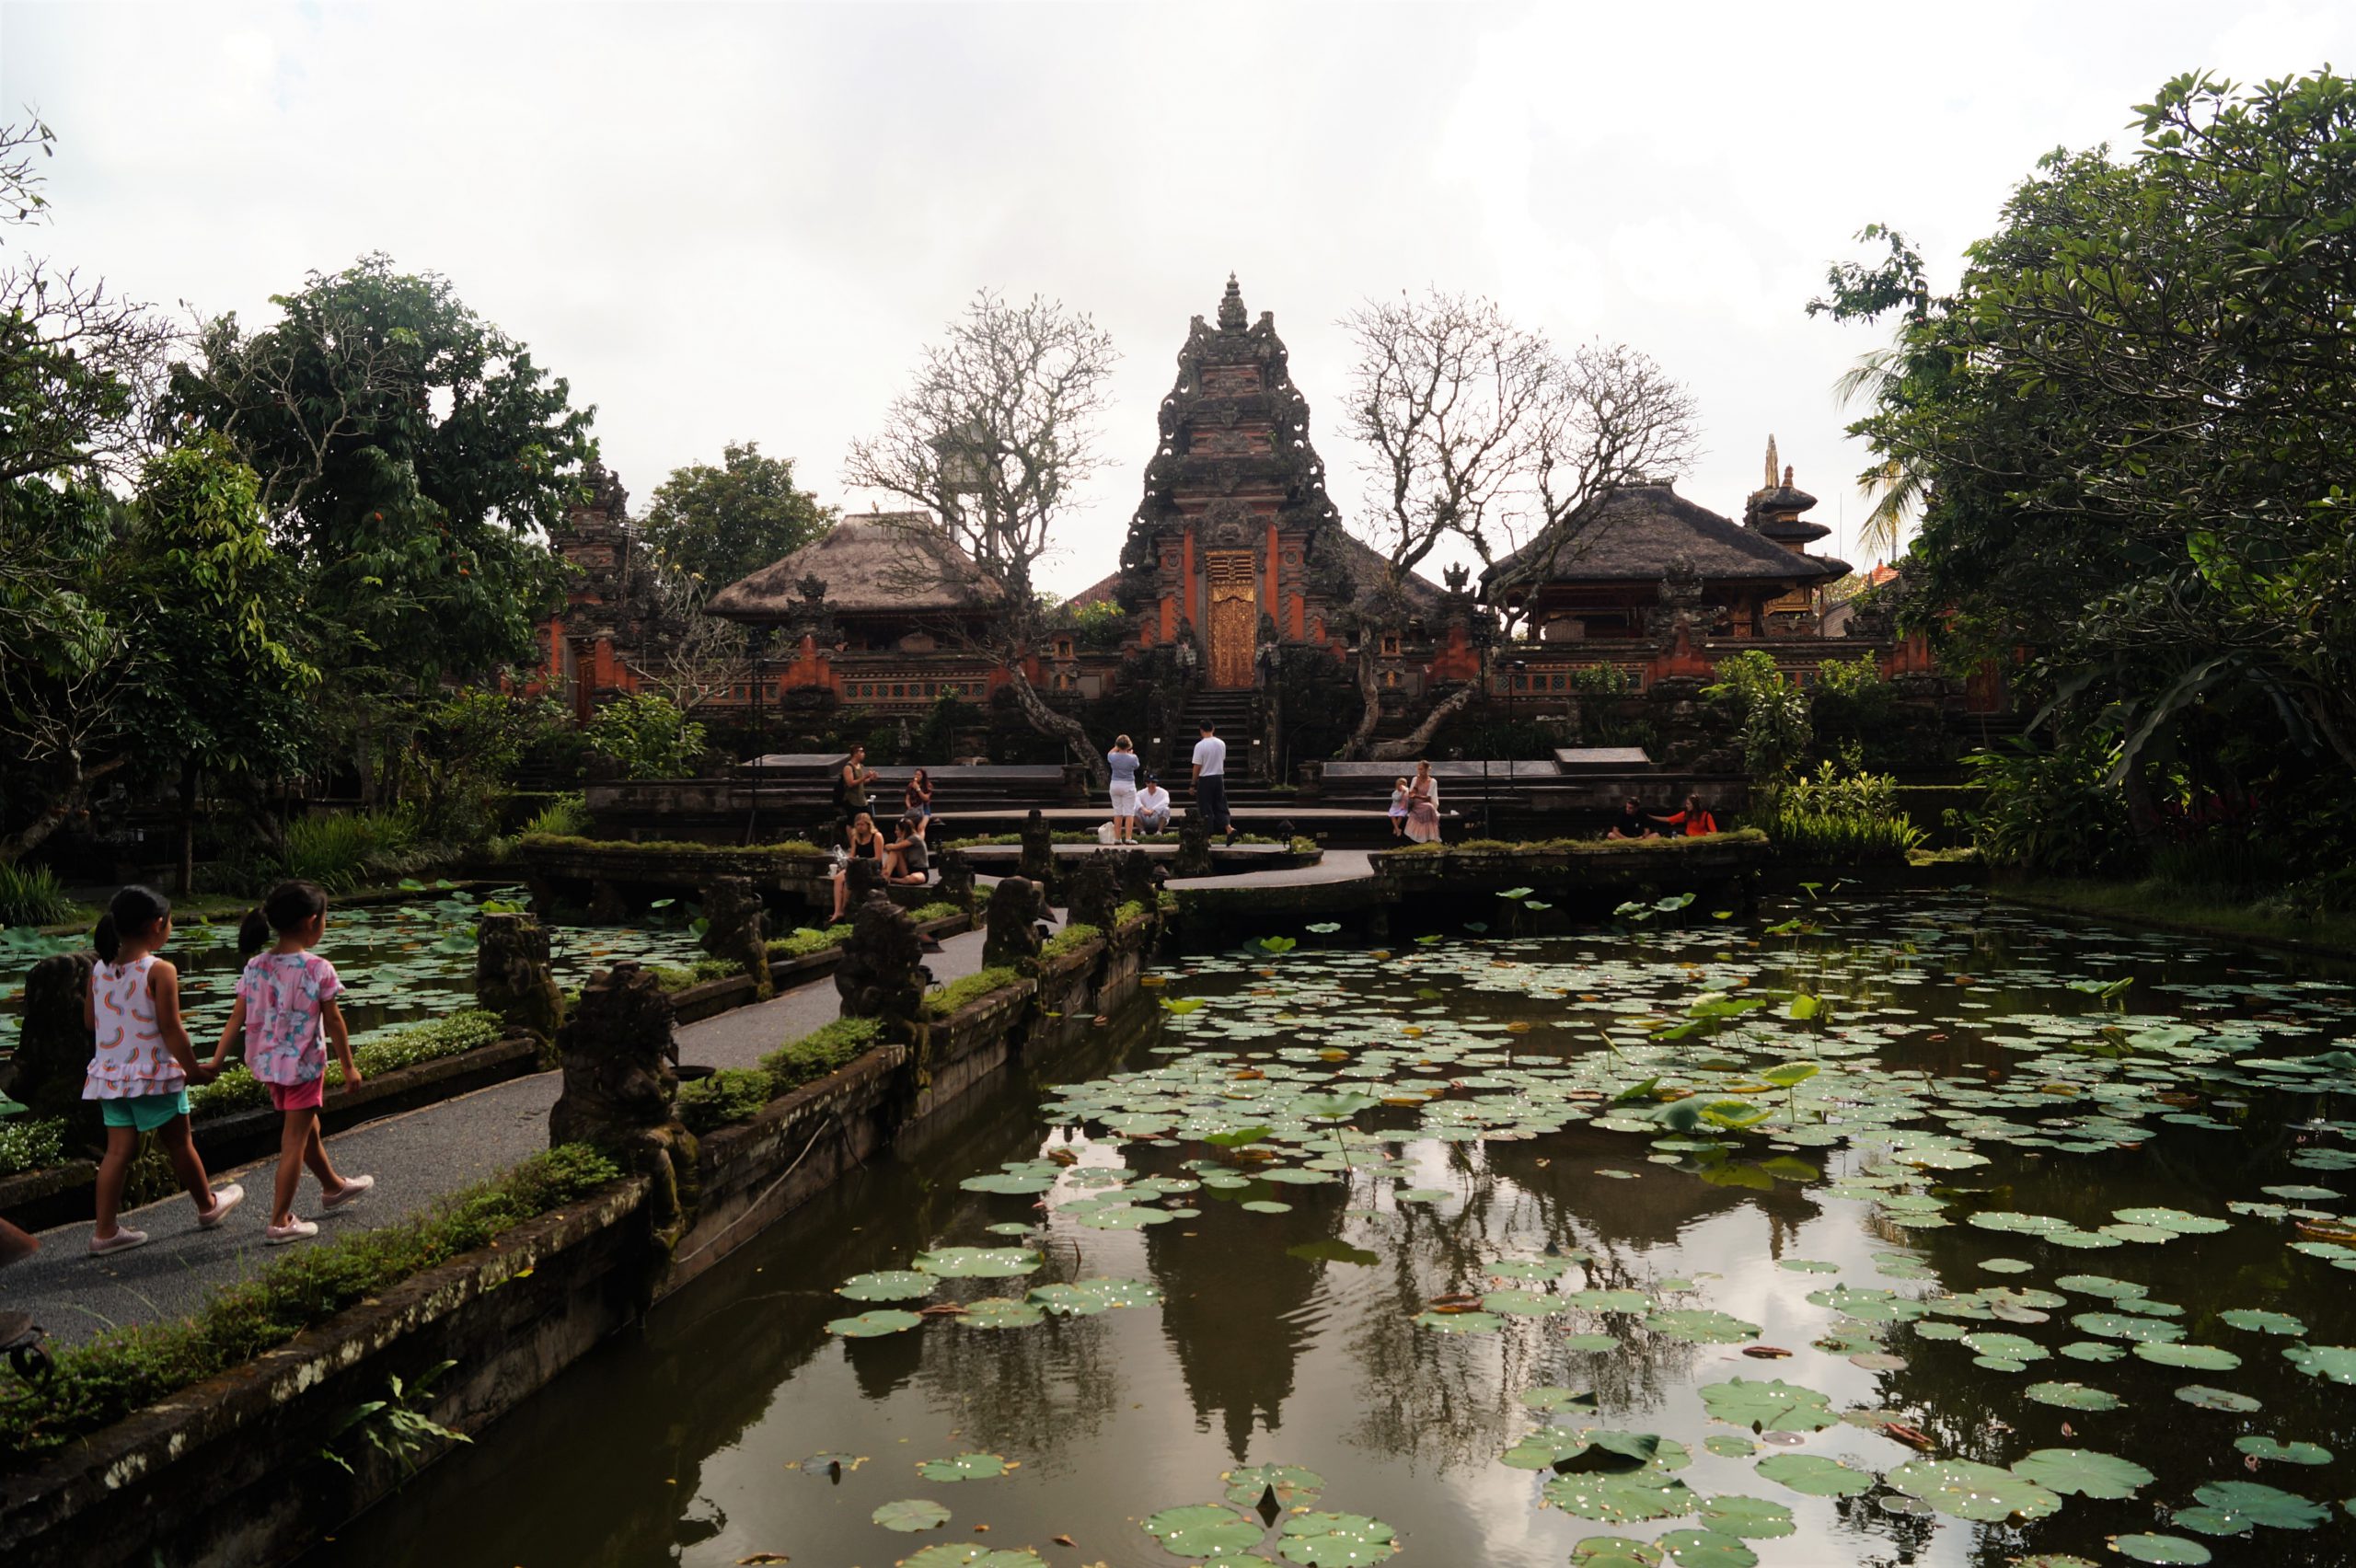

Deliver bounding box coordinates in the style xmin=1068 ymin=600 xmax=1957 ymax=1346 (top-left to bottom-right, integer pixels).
xmin=1403 ymin=761 xmax=1443 ymax=844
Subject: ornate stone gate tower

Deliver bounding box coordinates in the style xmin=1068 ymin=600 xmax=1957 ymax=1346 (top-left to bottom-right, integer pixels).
xmin=1115 ymin=277 xmax=1349 ymax=689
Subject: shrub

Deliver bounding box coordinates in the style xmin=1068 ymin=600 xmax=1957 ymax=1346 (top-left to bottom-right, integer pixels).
xmin=0 ymin=862 xmax=75 ymax=928
xmin=584 ymin=693 xmax=706 ymax=779
xmin=1041 ymin=923 xmax=1102 ymax=961
xmin=0 ymin=1115 xmax=70 ymax=1177
xmin=0 ymin=1145 xmax=618 ymax=1462
xmin=1963 ymin=736 xmax=2141 ymax=878
xmin=1704 ymin=650 xmax=1812 ymax=782
xmin=649 ymin=957 xmax=741 ymax=992
xmin=189 ymin=1009 xmax=506 ymax=1117
xmin=676 ymin=1067 xmax=777 ymax=1134
xmin=519 ymin=834 xmax=822 ymax=857
xmin=908 ymin=901 xmax=966 ymax=924
xmin=768 ymin=922 xmax=853 ymax=958
xmin=1114 ymin=899 xmax=1149 ymax=928
xmin=761 ymin=1017 xmax=881 ymax=1090
xmin=524 ymin=793 xmax=590 ymax=838
xmin=1752 ymin=762 xmax=1926 ymax=864
xmin=922 ymin=966 xmax=1023 ymax=1018
xmin=280 ymin=809 xmax=426 ymax=893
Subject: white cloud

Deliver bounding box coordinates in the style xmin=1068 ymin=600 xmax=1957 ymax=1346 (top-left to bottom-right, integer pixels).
xmin=6 ymin=0 xmax=2352 ymax=584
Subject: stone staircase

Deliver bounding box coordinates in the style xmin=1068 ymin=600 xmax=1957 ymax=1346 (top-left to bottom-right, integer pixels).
xmin=1163 ymin=689 xmax=1265 ymax=785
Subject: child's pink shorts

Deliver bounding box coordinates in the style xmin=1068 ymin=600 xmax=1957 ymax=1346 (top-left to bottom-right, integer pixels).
xmin=267 ymin=1078 xmax=327 ymax=1112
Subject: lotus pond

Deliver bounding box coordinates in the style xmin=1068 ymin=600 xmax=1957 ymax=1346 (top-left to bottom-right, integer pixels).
xmin=0 ymin=885 xmax=710 ymax=1055
xmin=311 ymin=892 xmax=2356 ymax=1567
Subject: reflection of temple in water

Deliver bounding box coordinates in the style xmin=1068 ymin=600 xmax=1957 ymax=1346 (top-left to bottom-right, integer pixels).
xmin=1144 ymin=1198 xmax=1324 ymax=1458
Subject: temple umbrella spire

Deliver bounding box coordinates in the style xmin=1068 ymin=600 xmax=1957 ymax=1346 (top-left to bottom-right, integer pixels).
xmin=1218 ymin=273 xmax=1247 ymax=331
xmin=1762 ymin=434 xmax=1780 ymax=492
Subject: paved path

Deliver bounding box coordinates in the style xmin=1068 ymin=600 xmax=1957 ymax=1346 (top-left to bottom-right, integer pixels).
xmin=0 ymin=926 xmax=1007 ymax=1344
xmin=1165 ymin=847 xmax=1378 ymax=891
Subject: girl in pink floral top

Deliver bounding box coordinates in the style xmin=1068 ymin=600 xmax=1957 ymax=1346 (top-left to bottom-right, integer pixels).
xmin=83 ymin=885 xmax=244 ymax=1254
xmin=211 ymin=881 xmax=372 ymax=1243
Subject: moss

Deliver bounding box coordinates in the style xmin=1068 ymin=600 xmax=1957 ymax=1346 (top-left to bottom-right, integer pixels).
xmin=1041 ymin=922 xmax=1103 ymax=961
xmin=1113 ymin=899 xmax=1149 ymax=928
xmin=908 ymin=900 xmax=966 ymax=924
xmin=647 ymin=956 xmax=741 ymax=992
xmin=187 ymin=1009 xmax=509 ymax=1118
xmin=922 ymin=966 xmax=1024 ymax=1019
xmin=1388 ymin=828 xmax=1770 ymax=856
xmin=519 ymin=833 xmax=824 ymax=857
xmin=676 ymin=1067 xmax=778 ymax=1134
xmin=767 ymin=922 xmax=854 ymax=958
xmin=0 ymin=1145 xmax=620 ymax=1464
xmin=760 ymin=1016 xmax=883 ymax=1090
xmin=0 ymin=1116 xmax=69 ymax=1178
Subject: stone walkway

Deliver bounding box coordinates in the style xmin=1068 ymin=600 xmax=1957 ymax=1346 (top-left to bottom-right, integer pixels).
xmin=0 ymin=926 xmax=1003 ymax=1344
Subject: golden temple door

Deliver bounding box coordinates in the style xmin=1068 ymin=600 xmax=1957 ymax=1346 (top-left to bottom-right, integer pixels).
xmin=1205 ymin=550 xmax=1257 ymax=688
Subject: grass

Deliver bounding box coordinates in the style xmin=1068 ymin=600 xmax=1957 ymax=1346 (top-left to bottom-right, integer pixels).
xmin=675 ymin=1017 xmax=883 ymax=1135
xmin=649 ymin=956 xmax=745 ymax=992
xmin=1995 ymin=876 xmax=2356 ymax=957
xmin=1041 ymin=922 xmax=1102 ymax=961
xmin=0 ymin=1115 xmax=69 ymax=1178
xmin=519 ymin=834 xmax=824 ymax=857
xmin=280 ymin=810 xmax=434 ymax=894
xmin=188 ymin=1010 xmax=507 ymax=1117
xmin=0 ymin=1144 xmax=620 ymax=1464
xmin=922 ymin=966 xmax=1024 ymax=1019
xmin=0 ymin=861 xmax=76 ymax=927
xmin=768 ymin=922 xmax=854 ymax=958
xmin=1388 ymin=828 xmax=1770 ymax=856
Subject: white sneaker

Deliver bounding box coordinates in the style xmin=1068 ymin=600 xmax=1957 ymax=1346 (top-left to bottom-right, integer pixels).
xmin=321 ymin=1174 xmax=375 ymax=1209
xmin=88 ymin=1228 xmax=149 ymax=1256
xmin=264 ymin=1218 xmax=319 ymax=1245
xmin=197 ymin=1183 xmax=246 ymax=1228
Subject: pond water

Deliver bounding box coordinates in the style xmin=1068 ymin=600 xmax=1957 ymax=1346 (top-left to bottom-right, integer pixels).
xmin=0 ymin=886 xmax=710 ymax=1055
xmin=309 ymin=893 xmax=2356 ymax=1568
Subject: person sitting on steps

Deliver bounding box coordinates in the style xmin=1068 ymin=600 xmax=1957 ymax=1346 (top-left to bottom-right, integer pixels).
xmin=885 ymin=814 xmax=931 ymax=885
xmin=1608 ymin=797 xmax=1657 ymax=839
xmin=828 ymin=812 xmax=885 ymax=919
xmin=1136 ymin=774 xmax=1172 ymax=836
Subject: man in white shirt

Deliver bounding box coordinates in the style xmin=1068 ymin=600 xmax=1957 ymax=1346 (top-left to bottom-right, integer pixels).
xmin=1136 ymin=776 xmax=1172 ymax=835
xmin=1190 ymin=721 xmax=1233 ymax=843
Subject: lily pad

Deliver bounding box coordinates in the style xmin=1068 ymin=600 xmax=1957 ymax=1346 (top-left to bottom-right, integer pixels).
xmin=837 ymin=1270 xmax=938 ymax=1302
xmin=2131 ymin=1342 xmax=2237 ymax=1370
xmin=1645 ymin=1309 xmax=1762 ymax=1344
xmin=873 ymin=1498 xmax=952 ymax=1532
xmin=899 ymin=1549 xmax=1045 ymax=1568
xmin=1275 ymin=1510 xmax=1398 ymax=1565
xmin=960 ymin=1297 xmax=1045 ymax=1330
xmin=2008 ymin=1447 xmax=2154 ymax=1500
xmin=826 ymin=1309 xmax=924 ymax=1337
xmin=916 ymin=1452 xmax=1013 ymax=1482
xmin=1142 ymin=1502 xmax=1263 ymax=1557
xmin=1224 ymin=1463 xmax=1325 ymax=1507
xmin=2282 ymin=1343 xmax=2356 ymax=1383
xmin=1542 ymin=1470 xmax=1698 ymax=1523
xmin=1752 ymin=1454 xmax=1875 ymax=1497
xmin=2234 ymin=1436 xmax=2332 ymax=1466
xmin=1415 ymin=1309 xmax=1502 ymax=1333
xmin=1655 ymin=1528 xmax=1758 ymax=1567
xmin=2026 ymin=1380 xmax=2122 ymax=1411
xmin=1696 ymin=1378 xmax=1839 ymax=1434
xmin=1692 ymin=1493 xmax=1794 ymax=1539
xmin=1886 ymin=1458 xmax=2062 ymax=1522
xmin=2178 ymin=1479 xmax=2330 ymax=1531
xmin=2107 ymin=1537 xmax=2211 ymax=1565
xmin=2218 ymin=1309 xmax=2306 ymax=1335
xmin=2174 ymin=1384 xmax=2261 ymax=1412
xmin=912 ymin=1246 xmax=1043 ymax=1279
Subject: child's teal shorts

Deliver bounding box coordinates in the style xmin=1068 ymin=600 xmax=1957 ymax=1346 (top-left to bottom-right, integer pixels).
xmin=98 ymin=1089 xmax=191 ymax=1132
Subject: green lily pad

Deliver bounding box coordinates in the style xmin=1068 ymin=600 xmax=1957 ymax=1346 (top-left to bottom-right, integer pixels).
xmin=912 ymin=1246 xmax=1042 ymax=1278
xmin=826 ymin=1309 xmax=924 ymax=1337
xmin=1142 ymin=1502 xmax=1263 ymax=1557
xmin=1395 ymin=1186 xmax=1453 ymax=1203
xmin=2234 ymin=1436 xmax=2332 ymax=1466
xmin=1696 ymin=1378 xmax=1840 ymax=1433
xmin=2026 ymin=1380 xmax=2122 ymax=1411
xmin=1542 ymin=1470 xmax=1698 ymax=1523
xmin=1223 ymin=1463 xmax=1325 ymax=1507
xmin=1644 ymin=1309 xmax=1762 ymax=1344
xmin=873 ymin=1497 xmax=953 ymax=1532
xmin=2174 ymin=1384 xmax=2262 ymax=1412
xmin=1570 ymin=1539 xmax=1660 ymax=1567
xmin=837 ymin=1270 xmax=938 ymax=1302
xmin=1655 ymin=1528 xmax=1758 ymax=1567
xmin=2218 ymin=1309 xmax=2306 ymax=1335
xmin=2282 ymin=1343 xmax=2356 ymax=1383
xmin=1490 ymin=1257 xmax=1572 ymax=1281
xmin=960 ymin=1297 xmax=1045 ymax=1329
xmin=1242 ymin=1199 xmax=1294 ymax=1215
xmin=960 ymin=1171 xmax=1057 ymax=1194
xmin=1275 ymin=1510 xmax=1398 ymax=1565
xmin=2107 ymin=1536 xmax=2211 ymax=1565
xmin=1886 ymin=1458 xmax=2062 ymax=1522
xmin=1692 ymin=1493 xmax=1793 ymax=1539
xmin=1775 ymin=1259 xmax=1839 ymax=1274
xmin=1562 ymin=1332 xmax=1623 ymax=1352
xmin=2072 ymin=1312 xmax=2185 ymax=1343
xmin=2111 ymin=1205 xmax=2229 ymax=1234
xmin=1703 ymin=1435 xmax=1757 ymax=1458
xmin=2131 ymin=1342 xmax=2237 ymax=1370
xmin=1522 ymin=1386 xmax=1601 ymax=1413
xmin=2008 ymin=1447 xmax=2154 ymax=1499
xmin=1753 ymin=1454 xmax=1875 ymax=1497
xmin=899 ymin=1548 xmax=1045 ymax=1568
xmin=1415 ymin=1309 xmax=1502 ymax=1333
xmin=916 ymin=1452 xmax=1013 ymax=1482
xmin=1504 ymin=1429 xmax=1597 ymax=1470
xmin=2189 ymin=1479 xmax=2329 ymax=1529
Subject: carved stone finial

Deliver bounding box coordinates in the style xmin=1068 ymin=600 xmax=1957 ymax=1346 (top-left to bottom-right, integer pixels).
xmin=1174 ymin=807 xmax=1214 ymax=878
xmin=17 ymin=951 xmax=98 ymax=1126
xmin=982 ymin=876 xmax=1047 ymax=973
xmin=476 ymin=913 xmax=565 ymax=1060
xmin=581 ymin=459 xmax=629 ymax=520
xmin=1218 ymin=273 xmax=1247 ymax=331
xmin=1762 ymin=435 xmax=1780 ymax=492
xmin=836 ymin=895 xmax=926 ymax=1031
xmin=1783 ymin=464 xmax=1796 ymax=489
xmin=936 ymin=845 xmax=976 ymax=909
xmin=1065 ymin=851 xmax=1119 ymax=937
xmin=1018 ymin=807 xmax=1056 ymax=887
xmin=549 ymin=961 xmax=699 ymax=1246
xmin=699 ymin=877 xmax=772 ymax=1000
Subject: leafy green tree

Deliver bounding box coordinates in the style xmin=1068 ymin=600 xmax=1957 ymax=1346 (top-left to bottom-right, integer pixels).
xmin=173 ymin=253 xmax=597 ymax=691
xmin=641 ymin=442 xmax=834 ymax=593
xmin=119 ymin=436 xmax=318 ymax=890
xmin=584 ymin=693 xmax=706 ymax=779
xmin=1819 ymin=69 xmax=2356 ymax=850
xmin=1703 ymin=650 xmax=1811 ymax=783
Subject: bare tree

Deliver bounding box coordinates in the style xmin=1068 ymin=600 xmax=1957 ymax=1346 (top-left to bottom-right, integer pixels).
xmin=623 ymin=561 xmax=751 ymax=715
xmin=844 ymin=290 xmax=1118 ymax=781
xmin=1339 ymin=291 xmax=1700 ymax=758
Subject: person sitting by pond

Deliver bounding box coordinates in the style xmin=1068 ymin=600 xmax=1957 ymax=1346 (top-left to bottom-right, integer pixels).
xmin=837 ymin=745 xmax=878 ymax=822
xmin=1608 ymin=797 xmax=1657 ymax=839
xmin=1403 ymin=761 xmax=1443 ymax=844
xmin=1106 ymin=734 xmax=1141 ymax=844
xmin=1387 ymin=777 xmax=1412 ymax=838
xmin=1649 ymin=794 xmax=1719 ymax=837
xmin=885 ymin=814 xmax=931 ymax=885
xmin=828 ymin=812 xmax=885 ymax=919
xmin=1136 ymin=775 xmax=1172 ymax=835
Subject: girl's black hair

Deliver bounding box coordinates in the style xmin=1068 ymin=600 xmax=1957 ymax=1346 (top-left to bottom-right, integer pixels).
xmin=239 ymin=880 xmax=329 ymax=959
xmin=92 ymin=884 xmax=171 ymax=964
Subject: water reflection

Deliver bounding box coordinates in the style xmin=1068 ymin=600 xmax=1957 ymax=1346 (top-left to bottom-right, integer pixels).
xmin=307 ymin=893 xmax=2356 ymax=1568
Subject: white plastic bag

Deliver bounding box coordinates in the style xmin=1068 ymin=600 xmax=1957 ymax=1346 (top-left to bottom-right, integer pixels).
xmin=1096 ymin=820 xmax=1117 ymax=845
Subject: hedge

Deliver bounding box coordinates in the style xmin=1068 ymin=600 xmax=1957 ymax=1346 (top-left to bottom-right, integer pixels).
xmin=187 ymin=1009 xmax=508 ymax=1118
xmin=675 ymin=1017 xmax=884 ymax=1135
xmin=921 ymin=967 xmax=1023 ymax=1019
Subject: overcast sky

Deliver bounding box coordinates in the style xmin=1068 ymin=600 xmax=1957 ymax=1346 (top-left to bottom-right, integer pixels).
xmin=8 ymin=1 xmax=2353 ymax=594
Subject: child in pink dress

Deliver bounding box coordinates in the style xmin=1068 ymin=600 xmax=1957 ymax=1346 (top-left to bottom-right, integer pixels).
xmin=211 ymin=881 xmax=372 ymax=1244
xmin=84 ymin=885 xmax=244 ymax=1254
